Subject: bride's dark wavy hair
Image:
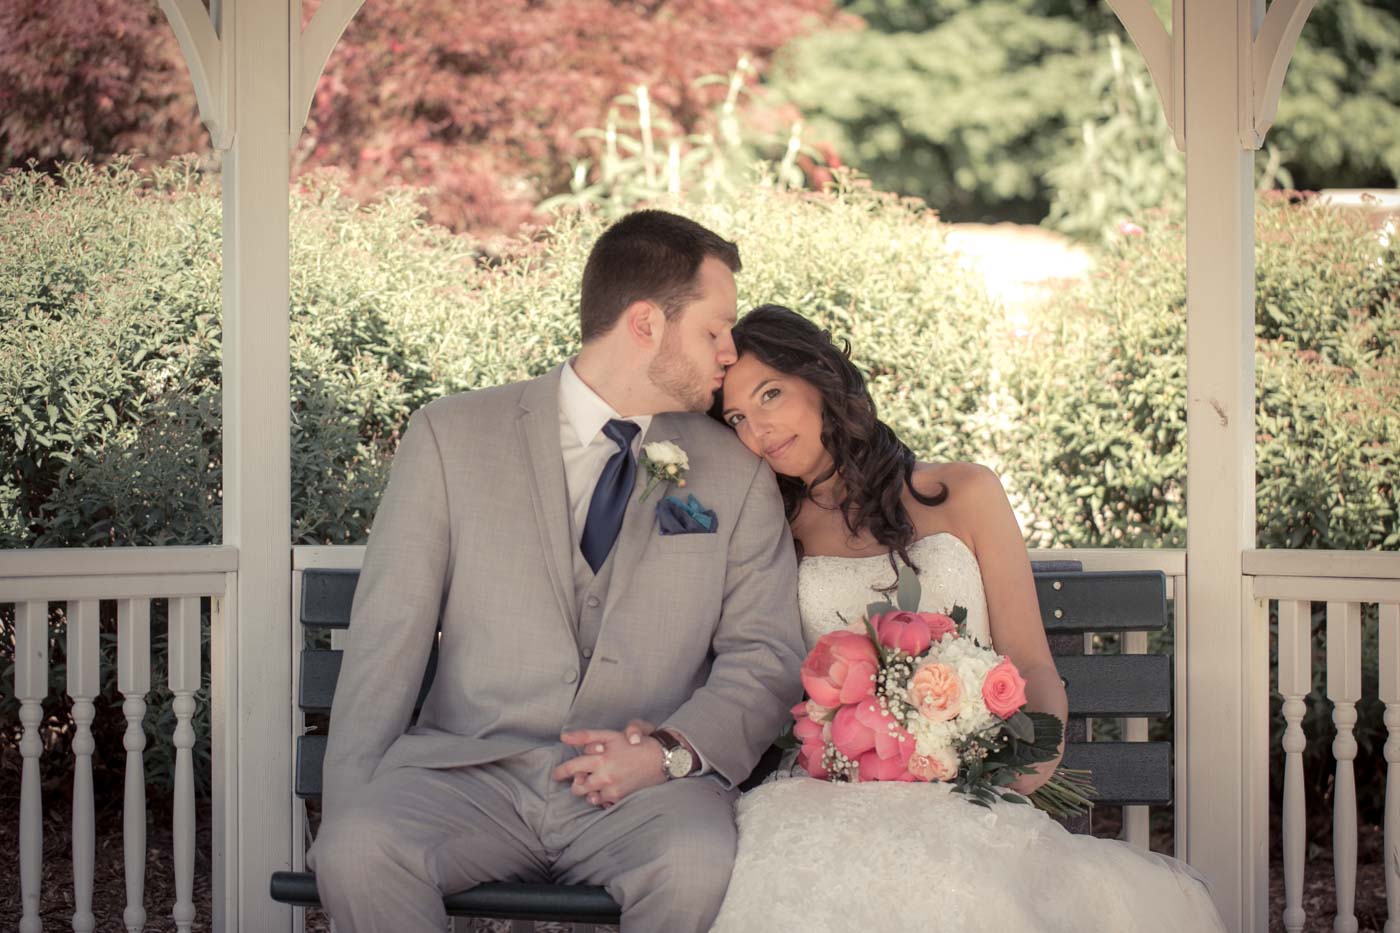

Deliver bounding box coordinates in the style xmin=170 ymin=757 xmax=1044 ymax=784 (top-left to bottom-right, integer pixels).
xmin=711 ymin=304 xmax=947 ymax=582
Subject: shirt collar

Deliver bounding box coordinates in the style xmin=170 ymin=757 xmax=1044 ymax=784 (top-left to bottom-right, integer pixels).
xmin=560 ymin=359 xmax=652 ymax=447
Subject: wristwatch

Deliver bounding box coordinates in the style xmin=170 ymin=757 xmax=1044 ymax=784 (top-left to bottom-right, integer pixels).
xmin=655 ymin=730 xmax=696 ymax=779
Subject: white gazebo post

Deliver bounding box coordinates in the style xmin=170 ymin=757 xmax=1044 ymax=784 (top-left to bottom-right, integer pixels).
xmin=159 ymin=0 xmax=366 ymax=927
xmin=1107 ymin=1 xmax=1315 ymax=929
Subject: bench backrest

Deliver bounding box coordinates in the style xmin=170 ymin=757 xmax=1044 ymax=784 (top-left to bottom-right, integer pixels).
xmin=293 ymin=565 xmax=1173 ymax=816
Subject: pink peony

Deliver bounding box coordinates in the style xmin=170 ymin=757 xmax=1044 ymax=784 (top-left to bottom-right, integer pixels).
xmin=830 ymin=704 xmax=878 ymax=761
xmin=801 ymin=630 xmax=879 ymax=708
xmin=982 ymin=657 xmax=1029 ymax=718
xmin=907 ymin=662 xmax=962 ymax=722
xmin=853 ymin=698 xmax=911 ymax=761
xmin=906 ymin=747 xmax=960 ymax=782
xmin=791 ymin=701 xmax=831 ymax=779
xmin=797 ymin=741 xmax=829 ymax=780
xmin=1118 ymin=220 xmax=1145 ymax=236
xmin=873 ymin=610 xmax=958 ymax=656
xmin=858 ymin=748 xmax=917 ymax=782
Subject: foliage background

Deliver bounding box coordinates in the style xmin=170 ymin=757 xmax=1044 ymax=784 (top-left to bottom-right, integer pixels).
xmin=769 ymin=0 xmax=1400 ymax=225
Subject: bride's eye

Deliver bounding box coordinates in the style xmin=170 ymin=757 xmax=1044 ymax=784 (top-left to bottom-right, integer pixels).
xmin=726 ymin=412 xmax=745 ymax=427
xmin=761 ymin=387 xmax=781 ymax=403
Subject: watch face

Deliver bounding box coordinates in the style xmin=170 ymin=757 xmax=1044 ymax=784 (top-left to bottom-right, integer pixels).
xmin=667 ymin=746 xmax=694 ymax=778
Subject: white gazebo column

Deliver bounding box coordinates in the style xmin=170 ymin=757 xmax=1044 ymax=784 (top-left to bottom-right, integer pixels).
xmin=222 ymin=0 xmax=294 ymax=926
xmin=1181 ymin=1 xmax=1261 ymax=928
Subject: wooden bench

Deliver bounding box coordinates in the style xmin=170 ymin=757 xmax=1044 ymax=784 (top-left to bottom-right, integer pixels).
xmin=270 ymin=562 xmax=1174 ymax=923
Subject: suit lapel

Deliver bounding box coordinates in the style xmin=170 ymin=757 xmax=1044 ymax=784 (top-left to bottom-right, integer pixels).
xmin=517 ymin=366 xmax=579 ymax=633
xmin=602 ymin=414 xmax=684 ymax=618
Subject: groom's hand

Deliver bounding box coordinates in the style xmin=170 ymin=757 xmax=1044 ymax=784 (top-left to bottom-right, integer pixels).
xmin=553 ymin=725 xmax=666 ymax=807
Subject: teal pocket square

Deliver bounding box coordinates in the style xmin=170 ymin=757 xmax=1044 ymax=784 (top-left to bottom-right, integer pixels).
xmin=656 ymin=494 xmax=717 ymax=534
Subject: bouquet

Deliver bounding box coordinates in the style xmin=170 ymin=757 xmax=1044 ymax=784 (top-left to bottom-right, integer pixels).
xmin=784 ymin=567 xmax=1096 ymax=816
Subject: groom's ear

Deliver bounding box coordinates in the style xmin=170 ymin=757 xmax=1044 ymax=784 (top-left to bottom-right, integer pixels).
xmin=623 ymin=299 xmax=664 ymax=349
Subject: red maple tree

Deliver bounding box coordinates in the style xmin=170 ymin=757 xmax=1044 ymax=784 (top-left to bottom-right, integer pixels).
xmin=1 ymin=0 xmax=841 ymax=232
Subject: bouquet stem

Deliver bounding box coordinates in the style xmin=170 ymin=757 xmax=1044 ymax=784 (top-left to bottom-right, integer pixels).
xmin=1028 ymin=768 xmax=1098 ymax=818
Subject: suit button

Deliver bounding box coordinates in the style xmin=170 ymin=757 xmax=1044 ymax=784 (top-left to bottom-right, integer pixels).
xmin=564 ymin=671 xmax=578 ymax=684
xmin=582 ymin=647 xmax=594 ymax=659
xmin=586 ymin=595 xmax=600 ymax=608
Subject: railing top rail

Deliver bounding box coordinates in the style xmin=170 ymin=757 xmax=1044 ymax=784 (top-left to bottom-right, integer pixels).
xmin=1243 ymin=548 xmax=1400 ymax=580
xmin=293 ymin=545 xmax=366 ymax=570
xmin=0 ymin=545 xmax=238 ymax=578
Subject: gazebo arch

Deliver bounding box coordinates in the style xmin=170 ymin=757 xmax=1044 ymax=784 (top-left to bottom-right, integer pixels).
xmin=20 ymin=2 xmax=1398 ymax=931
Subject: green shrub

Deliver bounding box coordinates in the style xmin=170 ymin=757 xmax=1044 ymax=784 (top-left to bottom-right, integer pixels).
xmin=1004 ymin=192 xmax=1398 ymax=551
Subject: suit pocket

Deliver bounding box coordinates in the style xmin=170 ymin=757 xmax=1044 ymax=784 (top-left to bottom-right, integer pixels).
xmin=649 ymin=531 xmax=724 ymax=554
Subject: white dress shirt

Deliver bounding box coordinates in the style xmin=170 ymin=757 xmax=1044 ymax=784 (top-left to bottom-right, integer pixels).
xmin=557 ymin=359 xmax=707 ymax=774
xmin=558 ymin=359 xmax=652 ymax=552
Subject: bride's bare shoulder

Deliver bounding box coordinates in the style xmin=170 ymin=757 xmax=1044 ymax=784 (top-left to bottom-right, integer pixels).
xmin=911 ymin=461 xmax=1003 ymax=503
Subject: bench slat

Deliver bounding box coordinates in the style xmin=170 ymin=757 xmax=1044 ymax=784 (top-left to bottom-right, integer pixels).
xmin=296 ymin=734 xmax=326 ymax=799
xmin=269 ymin=872 xmax=622 ymax=922
xmin=300 ymin=647 xmax=437 ymax=715
xmin=1061 ymin=741 xmax=1172 ymax=806
xmin=1036 ymin=571 xmax=1167 ymax=633
xmin=1057 ymin=655 xmax=1171 ymax=718
xmin=300 ymin=568 xmax=360 ymax=628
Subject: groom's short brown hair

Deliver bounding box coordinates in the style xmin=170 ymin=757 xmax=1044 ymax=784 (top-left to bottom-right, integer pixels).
xmin=579 ymin=210 xmax=741 ymax=343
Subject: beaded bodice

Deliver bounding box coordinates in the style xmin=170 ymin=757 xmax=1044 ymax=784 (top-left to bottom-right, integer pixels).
xmin=796 ymin=533 xmax=991 ymax=650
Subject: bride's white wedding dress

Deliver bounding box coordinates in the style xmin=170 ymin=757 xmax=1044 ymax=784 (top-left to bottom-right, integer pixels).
xmin=710 ymin=533 xmax=1226 ymax=932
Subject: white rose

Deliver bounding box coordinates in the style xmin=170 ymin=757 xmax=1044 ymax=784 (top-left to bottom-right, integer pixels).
xmin=643 ymin=441 xmax=689 ymax=469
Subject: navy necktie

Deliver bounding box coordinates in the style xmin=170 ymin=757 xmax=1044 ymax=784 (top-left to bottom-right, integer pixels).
xmin=580 ymin=419 xmax=641 ymax=573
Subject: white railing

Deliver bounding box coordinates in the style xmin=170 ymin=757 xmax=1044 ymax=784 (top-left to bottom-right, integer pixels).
xmin=1245 ymin=549 xmax=1400 ymax=933
xmin=8 ymin=542 xmax=1395 ymax=933
xmin=2 ymin=546 xmax=237 ymax=933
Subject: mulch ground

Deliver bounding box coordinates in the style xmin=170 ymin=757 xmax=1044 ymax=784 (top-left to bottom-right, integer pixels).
xmin=0 ymin=803 xmax=1386 ymax=931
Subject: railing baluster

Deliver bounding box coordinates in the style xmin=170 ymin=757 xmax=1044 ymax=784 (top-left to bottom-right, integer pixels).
xmin=69 ymin=598 xmax=100 ymax=933
xmin=1380 ymin=602 xmax=1399 ymax=933
xmin=1278 ymin=599 xmax=1311 ymax=933
xmin=1327 ymin=600 xmax=1362 ymax=933
xmin=170 ymin=596 xmax=201 ymax=933
xmin=16 ymin=600 xmax=49 ymax=933
xmin=118 ymin=599 xmax=152 ymax=933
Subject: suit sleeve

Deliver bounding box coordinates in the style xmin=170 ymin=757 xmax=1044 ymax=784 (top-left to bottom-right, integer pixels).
xmin=661 ymin=461 xmax=806 ymax=787
xmin=317 ymin=407 xmax=453 ymax=827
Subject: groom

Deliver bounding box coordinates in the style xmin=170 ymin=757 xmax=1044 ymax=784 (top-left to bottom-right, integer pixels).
xmin=310 ymin=210 xmax=806 ymax=931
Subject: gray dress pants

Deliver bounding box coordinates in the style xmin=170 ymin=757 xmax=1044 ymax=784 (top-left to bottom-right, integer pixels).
xmin=313 ymin=746 xmax=739 ymax=933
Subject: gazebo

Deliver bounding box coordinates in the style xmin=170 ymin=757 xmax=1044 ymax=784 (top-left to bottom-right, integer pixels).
xmin=5 ymin=0 xmax=1396 ymax=931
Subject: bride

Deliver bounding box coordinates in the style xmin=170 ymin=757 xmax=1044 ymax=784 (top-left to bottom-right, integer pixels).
xmin=702 ymin=305 xmax=1225 ymax=932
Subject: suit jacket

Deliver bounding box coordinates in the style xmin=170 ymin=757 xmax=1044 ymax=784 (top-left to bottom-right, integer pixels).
xmin=320 ymin=364 xmax=806 ymax=825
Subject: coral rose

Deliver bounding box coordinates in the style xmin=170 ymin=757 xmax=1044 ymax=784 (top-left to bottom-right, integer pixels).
xmin=801 ymin=630 xmax=879 ymax=708
xmin=982 ymin=657 xmax=1029 ymax=719
xmin=907 ymin=662 xmax=962 ymax=722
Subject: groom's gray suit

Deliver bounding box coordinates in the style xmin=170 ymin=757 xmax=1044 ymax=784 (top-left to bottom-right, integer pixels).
xmin=311 ymin=363 xmax=805 ymax=931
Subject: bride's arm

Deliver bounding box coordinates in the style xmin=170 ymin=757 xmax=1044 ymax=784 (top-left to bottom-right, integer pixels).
xmin=955 ymin=463 xmax=1068 ymax=794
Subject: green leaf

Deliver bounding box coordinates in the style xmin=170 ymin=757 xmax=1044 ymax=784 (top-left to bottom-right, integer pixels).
xmin=866 ymin=601 xmax=894 ymax=619
xmin=1005 ymin=711 xmax=1036 ymax=743
xmin=895 ymin=564 xmax=922 ymax=611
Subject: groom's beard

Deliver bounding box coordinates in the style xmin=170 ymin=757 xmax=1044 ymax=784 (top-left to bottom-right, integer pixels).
xmin=647 ymin=334 xmax=713 ymax=412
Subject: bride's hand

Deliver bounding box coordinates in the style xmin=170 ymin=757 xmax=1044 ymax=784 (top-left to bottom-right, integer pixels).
xmin=1009 ymin=758 xmax=1057 ymax=796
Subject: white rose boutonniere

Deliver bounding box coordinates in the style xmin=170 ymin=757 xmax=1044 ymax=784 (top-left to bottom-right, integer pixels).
xmin=638 ymin=441 xmax=690 ymax=502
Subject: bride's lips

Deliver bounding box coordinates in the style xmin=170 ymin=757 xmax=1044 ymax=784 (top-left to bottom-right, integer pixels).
xmin=764 ymin=436 xmax=796 ymax=460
